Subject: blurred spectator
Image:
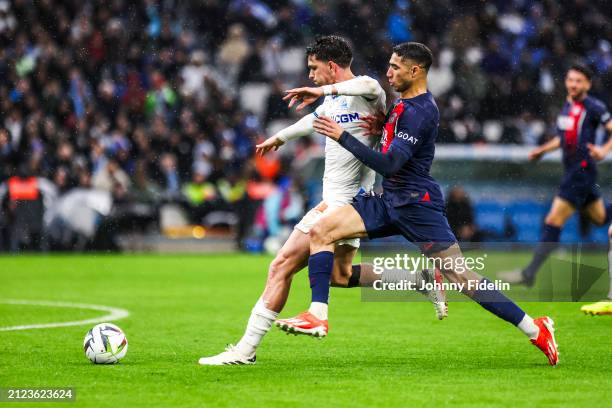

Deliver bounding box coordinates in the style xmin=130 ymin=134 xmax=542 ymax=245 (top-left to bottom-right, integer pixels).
xmin=0 ymin=165 xmax=57 ymax=251
xmin=446 ymin=186 xmax=478 ymax=242
xmin=92 ymin=159 xmax=131 ymax=193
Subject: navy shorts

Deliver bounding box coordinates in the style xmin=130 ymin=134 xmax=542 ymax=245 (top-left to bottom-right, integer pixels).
xmin=557 ymin=170 xmax=601 ymax=209
xmin=351 ymin=193 xmax=456 ymax=254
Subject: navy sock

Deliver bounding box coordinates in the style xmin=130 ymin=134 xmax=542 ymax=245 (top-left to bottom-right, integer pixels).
xmin=523 ymin=224 xmax=561 ymax=282
xmin=309 ymin=251 xmax=334 ymax=303
xmin=605 ymin=203 xmax=612 ymax=224
xmin=472 ymin=279 xmax=526 ymax=326
xmin=347 ymin=264 xmax=361 ymax=288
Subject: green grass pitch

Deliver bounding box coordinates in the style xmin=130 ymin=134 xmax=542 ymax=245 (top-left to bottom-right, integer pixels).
xmin=0 ymin=253 xmax=610 ymax=407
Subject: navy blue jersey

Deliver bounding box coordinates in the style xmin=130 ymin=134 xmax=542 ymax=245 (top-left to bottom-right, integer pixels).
xmin=557 ymin=95 xmax=611 ymax=172
xmin=338 ymin=91 xmax=444 ymax=210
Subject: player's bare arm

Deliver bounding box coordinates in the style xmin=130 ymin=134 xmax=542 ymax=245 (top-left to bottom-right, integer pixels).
xmin=284 ymin=76 xmax=383 ymax=112
xmin=283 ymin=86 xmax=324 ymax=111
xmin=255 ymin=135 xmax=285 ymax=156
xmin=529 ymin=136 xmax=560 ymax=161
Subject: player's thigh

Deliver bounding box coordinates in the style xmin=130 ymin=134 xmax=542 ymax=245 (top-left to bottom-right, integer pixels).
xmin=267 ymin=229 xmax=310 ymax=281
xmin=331 ymin=244 xmax=358 ymax=286
xmin=546 ymin=196 xmax=576 ymax=226
xmin=312 ymin=204 xmax=368 ymax=245
xmin=582 ymin=198 xmax=606 ymax=226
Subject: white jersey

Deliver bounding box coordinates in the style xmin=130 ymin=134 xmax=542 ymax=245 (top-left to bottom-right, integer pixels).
xmin=276 ymin=75 xmax=386 ymax=206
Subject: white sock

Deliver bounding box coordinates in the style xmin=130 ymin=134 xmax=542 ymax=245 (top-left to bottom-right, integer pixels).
xmin=235 ymin=298 xmax=278 ymax=357
xmin=382 ymin=268 xmax=419 ymax=287
xmin=308 ymin=302 xmax=328 ymax=320
xmin=517 ymin=314 xmax=539 ymax=340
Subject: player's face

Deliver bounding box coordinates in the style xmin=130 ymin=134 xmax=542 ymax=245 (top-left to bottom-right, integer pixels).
xmin=386 ymin=53 xmax=420 ymax=93
xmin=565 ymin=70 xmax=591 ymax=100
xmin=307 ymin=55 xmax=335 ymax=86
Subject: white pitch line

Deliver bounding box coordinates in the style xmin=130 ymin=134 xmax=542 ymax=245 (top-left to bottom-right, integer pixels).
xmin=0 ymin=299 xmax=129 ymax=332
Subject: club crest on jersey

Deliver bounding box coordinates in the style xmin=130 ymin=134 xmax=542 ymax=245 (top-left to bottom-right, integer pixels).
xmin=557 ymin=115 xmax=574 ymax=130
xmin=332 ymin=96 xmax=349 ymax=110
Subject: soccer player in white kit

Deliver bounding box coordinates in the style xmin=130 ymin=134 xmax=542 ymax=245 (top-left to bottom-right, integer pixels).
xmin=198 ymin=36 xmax=446 ymax=366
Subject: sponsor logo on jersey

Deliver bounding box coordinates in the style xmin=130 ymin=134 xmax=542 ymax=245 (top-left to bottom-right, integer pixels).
xmin=333 ymin=112 xmax=360 ymax=123
xmin=557 ymin=115 xmax=574 ymax=130
xmin=396 ymin=131 xmax=418 ymax=144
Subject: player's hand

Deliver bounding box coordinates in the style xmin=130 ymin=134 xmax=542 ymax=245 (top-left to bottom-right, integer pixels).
xmin=256 ymin=136 xmax=285 ymax=156
xmin=587 ymin=143 xmax=607 ymax=161
xmin=528 ymin=148 xmax=544 ymax=161
xmin=283 ymin=87 xmax=324 ymax=111
xmin=313 ymin=116 xmax=343 ymax=141
xmin=358 ymin=111 xmax=385 ymax=137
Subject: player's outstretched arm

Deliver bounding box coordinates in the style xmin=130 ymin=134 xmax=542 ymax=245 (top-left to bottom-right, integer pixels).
xmin=255 ymin=113 xmax=317 ymax=156
xmin=284 ymin=76 xmax=382 ymax=111
xmin=313 ymin=116 xmax=410 ymax=177
xmin=529 ymin=136 xmax=560 ymax=161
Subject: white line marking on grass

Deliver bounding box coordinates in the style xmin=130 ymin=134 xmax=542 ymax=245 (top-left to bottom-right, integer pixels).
xmin=0 ymin=299 xmax=129 ymax=332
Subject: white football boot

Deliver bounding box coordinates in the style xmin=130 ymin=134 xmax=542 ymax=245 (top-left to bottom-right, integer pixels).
xmin=198 ymin=344 xmax=256 ymax=366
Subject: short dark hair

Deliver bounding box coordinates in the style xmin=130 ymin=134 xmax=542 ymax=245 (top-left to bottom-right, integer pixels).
xmin=306 ymin=35 xmax=353 ymax=68
xmin=567 ymin=63 xmax=593 ymax=81
xmin=393 ymin=42 xmax=433 ymax=71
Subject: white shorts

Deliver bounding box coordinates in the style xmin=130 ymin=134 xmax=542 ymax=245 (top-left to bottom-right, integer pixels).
xmin=295 ymin=201 xmax=360 ymax=248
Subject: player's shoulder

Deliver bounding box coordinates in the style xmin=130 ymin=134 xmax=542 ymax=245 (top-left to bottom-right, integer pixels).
xmin=398 ymin=92 xmax=439 ymax=123
xmin=584 ymin=95 xmax=608 ymax=111
xmin=357 ymin=75 xmax=383 ymax=87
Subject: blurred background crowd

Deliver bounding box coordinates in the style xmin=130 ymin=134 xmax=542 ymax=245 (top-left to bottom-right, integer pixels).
xmin=1 ymin=0 xmax=611 ymax=251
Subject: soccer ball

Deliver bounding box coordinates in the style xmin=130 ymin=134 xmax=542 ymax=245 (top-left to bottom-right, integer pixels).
xmin=83 ymin=323 xmax=128 ymax=364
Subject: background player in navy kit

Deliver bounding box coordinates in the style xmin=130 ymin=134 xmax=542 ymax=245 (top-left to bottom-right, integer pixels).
xmin=500 ymin=65 xmax=612 ymax=314
xmin=278 ymin=42 xmax=560 ymax=366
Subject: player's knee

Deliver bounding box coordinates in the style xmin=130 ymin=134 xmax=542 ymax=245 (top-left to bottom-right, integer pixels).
xmin=310 ymin=223 xmax=330 ymax=247
xmin=544 ymin=213 xmax=564 ymax=227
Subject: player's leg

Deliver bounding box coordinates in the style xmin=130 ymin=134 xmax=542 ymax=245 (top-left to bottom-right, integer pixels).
xmin=234 ymin=228 xmax=311 ymax=350
xmin=581 ymin=198 xmax=612 ymax=226
xmin=275 ymin=204 xmax=369 ymax=337
xmin=581 ymin=223 xmax=612 ymax=315
xmin=330 ymin=243 xmax=358 ymax=288
xmin=199 ymin=229 xmax=311 ymax=365
xmin=305 ymin=205 xmax=368 ymax=322
xmin=330 ymin=245 xmax=448 ymax=320
xmin=502 ymin=196 xmax=575 ymax=285
xmin=429 ymin=243 xmax=559 ymax=365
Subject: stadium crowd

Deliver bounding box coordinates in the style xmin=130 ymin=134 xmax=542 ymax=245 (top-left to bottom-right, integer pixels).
xmin=1 ymin=0 xmax=611 ymax=251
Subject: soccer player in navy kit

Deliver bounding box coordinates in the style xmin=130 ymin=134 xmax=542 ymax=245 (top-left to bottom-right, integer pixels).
xmin=500 ymin=65 xmax=612 ymax=316
xmin=278 ymin=42 xmax=560 ymax=365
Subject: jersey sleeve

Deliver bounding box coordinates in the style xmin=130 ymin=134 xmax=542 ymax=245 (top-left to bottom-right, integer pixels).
xmin=333 ymin=76 xmax=384 ymax=101
xmin=387 ymin=107 xmax=427 ymax=157
xmin=275 ymin=113 xmax=316 ymax=142
xmin=337 ymin=105 xmax=430 ymax=177
xmin=592 ymin=100 xmax=611 ymax=125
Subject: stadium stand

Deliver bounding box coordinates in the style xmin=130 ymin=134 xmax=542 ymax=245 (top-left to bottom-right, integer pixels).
xmin=0 ymin=0 xmax=610 ymax=251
